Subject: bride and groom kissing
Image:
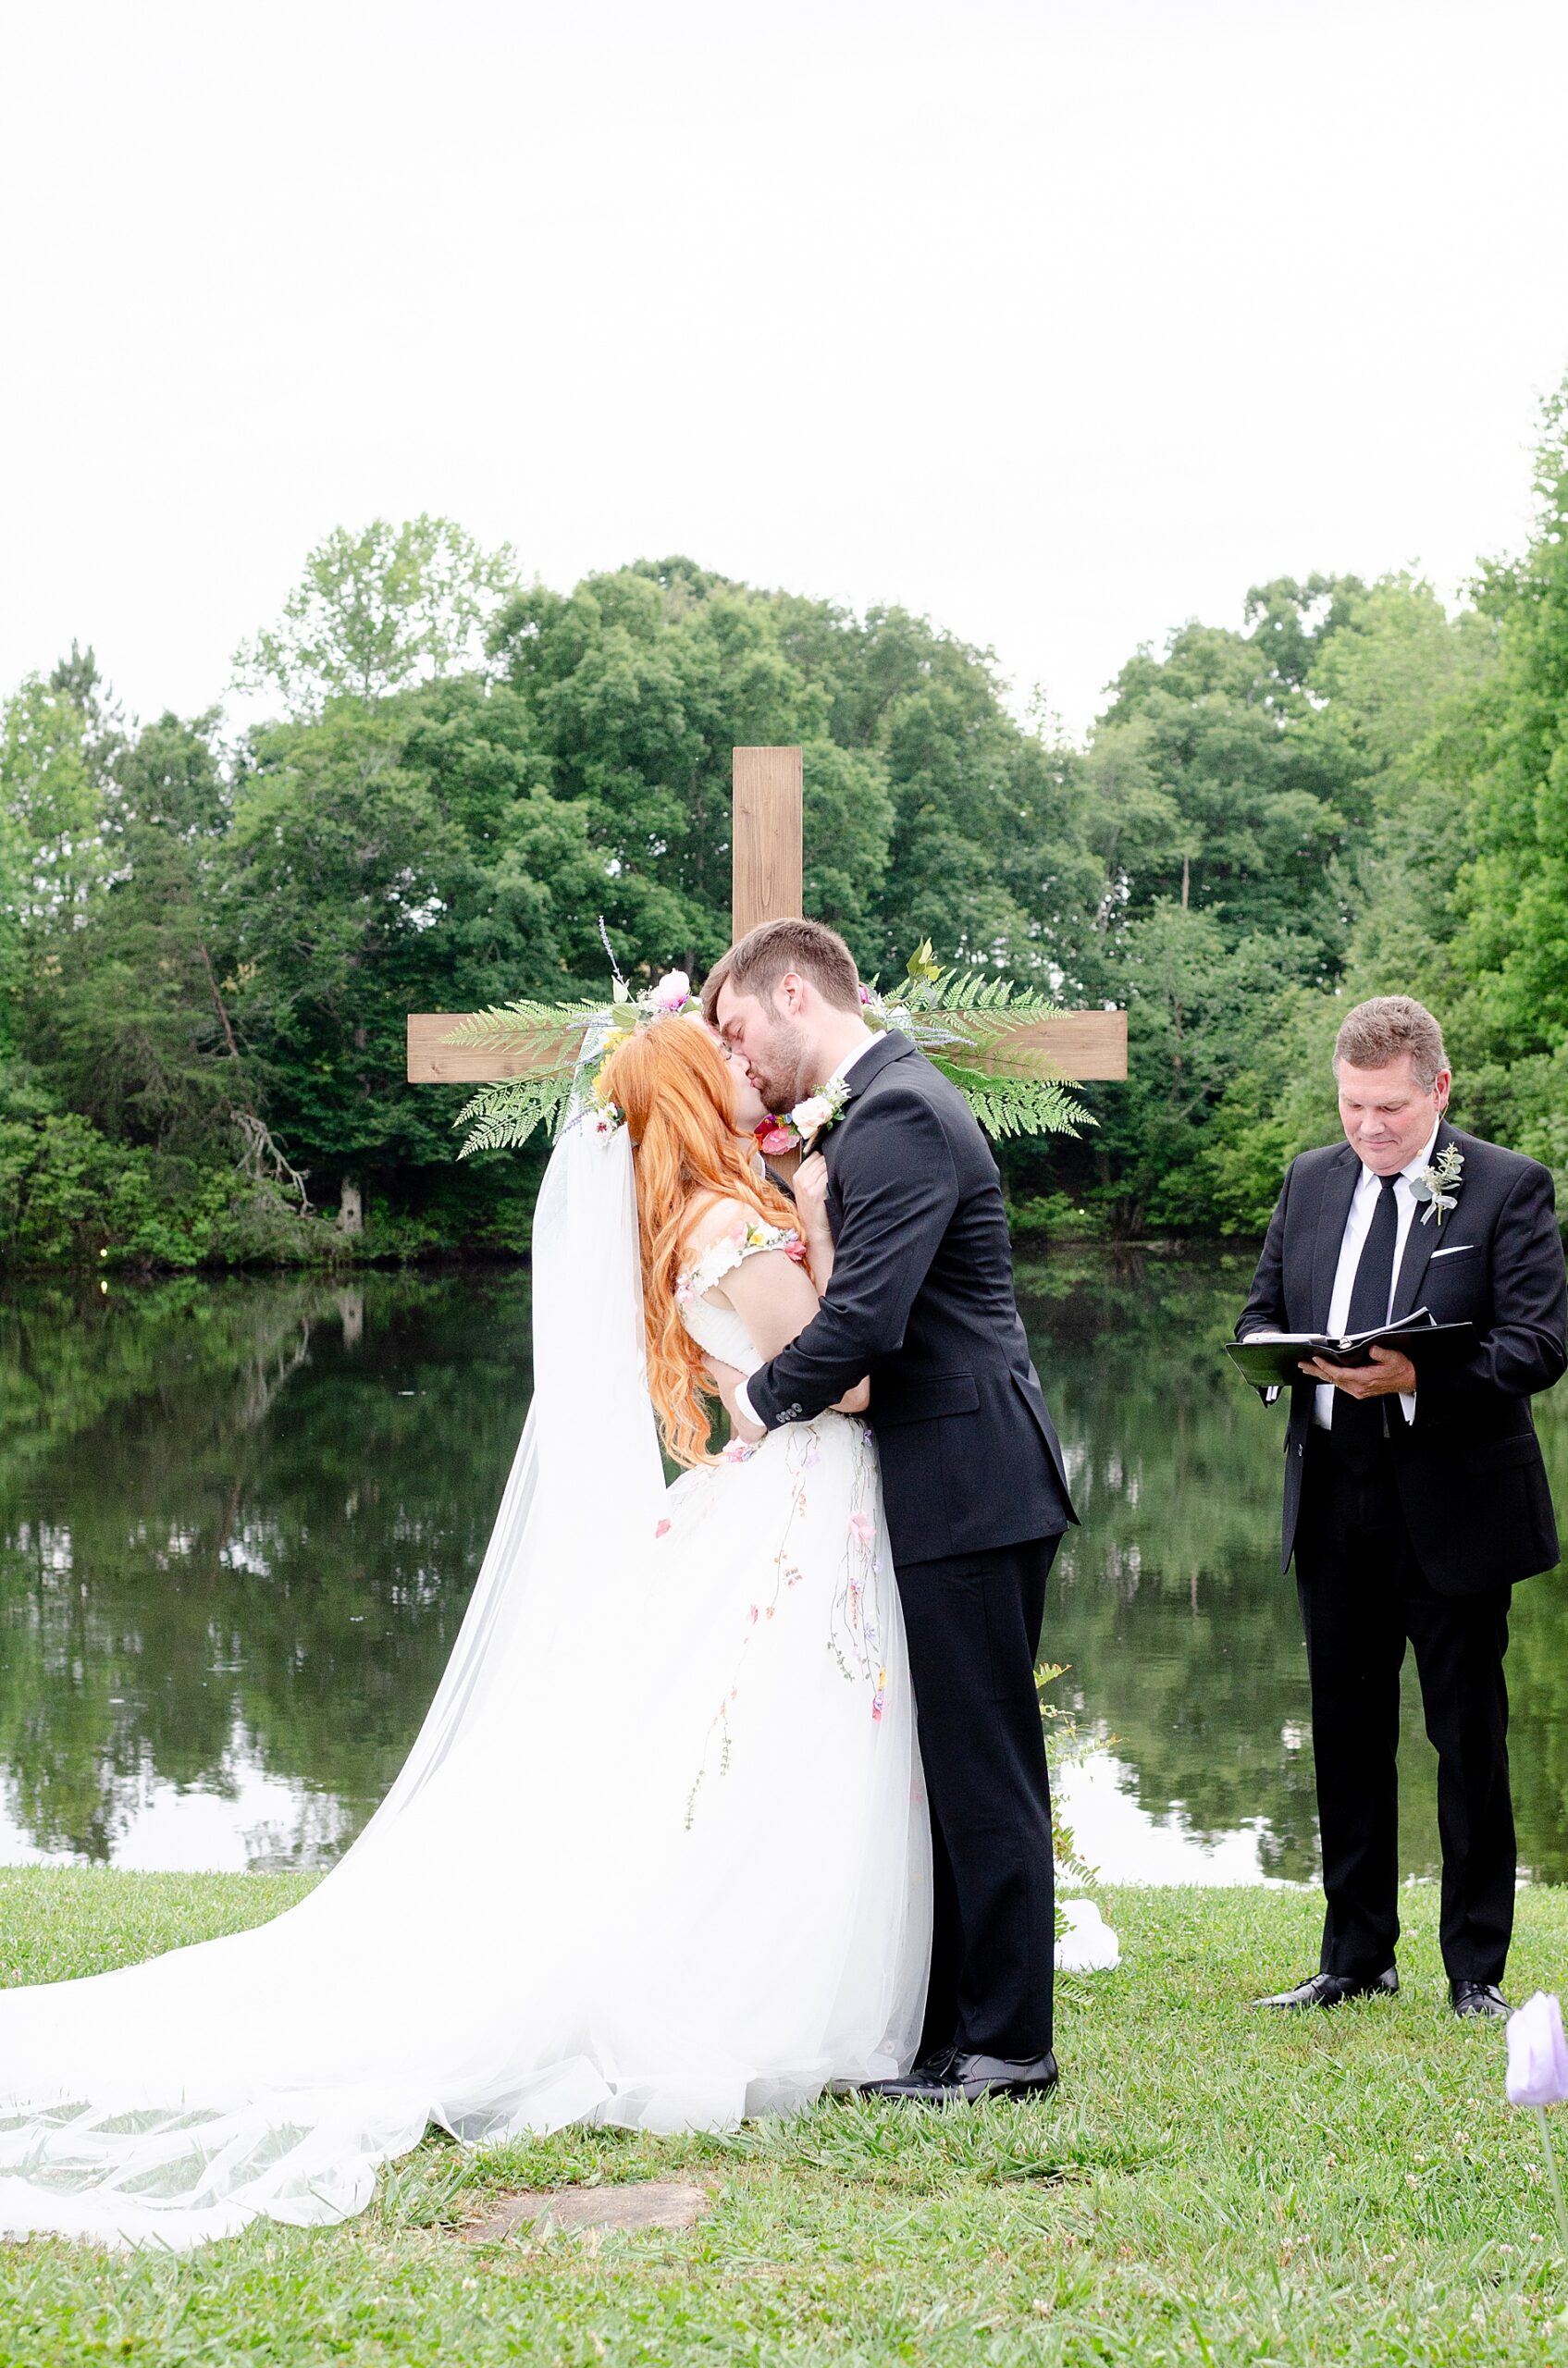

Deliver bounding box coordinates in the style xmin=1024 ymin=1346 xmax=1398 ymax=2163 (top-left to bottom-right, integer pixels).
xmin=0 ymin=916 xmax=1077 ymax=2250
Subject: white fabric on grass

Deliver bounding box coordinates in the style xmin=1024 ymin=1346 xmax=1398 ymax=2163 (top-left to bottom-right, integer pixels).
xmin=0 ymin=1123 xmax=929 ymax=2249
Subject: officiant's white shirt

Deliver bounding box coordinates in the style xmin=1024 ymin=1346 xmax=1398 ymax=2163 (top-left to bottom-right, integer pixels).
xmin=734 ymin=1034 xmax=880 ymax=1433
xmin=1317 ymin=1118 xmax=1440 ymax=1431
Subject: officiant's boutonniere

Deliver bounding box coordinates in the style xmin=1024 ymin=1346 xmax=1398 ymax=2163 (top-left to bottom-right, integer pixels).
xmin=755 ymin=1079 xmax=851 ymax=1156
xmin=1410 ymin=1143 xmax=1464 ymax=1227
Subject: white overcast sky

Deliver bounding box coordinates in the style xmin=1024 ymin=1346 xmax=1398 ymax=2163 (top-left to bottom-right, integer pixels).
xmin=3 ymin=0 xmax=1566 ymax=739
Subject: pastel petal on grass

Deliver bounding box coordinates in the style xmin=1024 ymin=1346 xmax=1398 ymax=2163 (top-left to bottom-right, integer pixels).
xmin=1506 ymin=1992 xmax=1568 ymax=2106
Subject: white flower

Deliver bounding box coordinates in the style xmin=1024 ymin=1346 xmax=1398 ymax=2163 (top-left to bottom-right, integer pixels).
xmin=649 ymin=969 xmax=691 ymax=1013
xmin=1507 ymin=1992 xmax=1568 ymax=2107
xmin=788 ymin=1080 xmax=849 ymax=1141
xmin=1411 ymin=1144 xmax=1464 ymax=1227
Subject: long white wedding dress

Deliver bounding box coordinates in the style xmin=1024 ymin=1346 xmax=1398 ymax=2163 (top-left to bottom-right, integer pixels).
xmin=0 ymin=1124 xmax=930 ymax=2249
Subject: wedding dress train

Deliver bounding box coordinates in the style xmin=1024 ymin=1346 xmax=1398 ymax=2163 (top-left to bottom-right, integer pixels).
xmin=0 ymin=1125 xmax=930 ymax=2249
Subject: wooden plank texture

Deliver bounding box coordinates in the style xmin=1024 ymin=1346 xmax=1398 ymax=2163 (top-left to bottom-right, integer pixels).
xmin=999 ymin=1009 xmax=1127 ymax=1081
xmin=732 ymin=746 xmax=803 ymax=939
xmin=408 ymin=1006 xmax=1127 ymax=1084
xmin=407 ymin=1015 xmax=583 ymax=1085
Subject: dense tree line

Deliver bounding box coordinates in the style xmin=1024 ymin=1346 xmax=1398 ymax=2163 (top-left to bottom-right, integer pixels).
xmin=4 ymin=391 xmax=1568 ymax=1270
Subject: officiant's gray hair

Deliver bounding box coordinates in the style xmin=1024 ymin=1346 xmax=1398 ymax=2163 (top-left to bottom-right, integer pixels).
xmin=1333 ymin=995 xmax=1448 ymax=1092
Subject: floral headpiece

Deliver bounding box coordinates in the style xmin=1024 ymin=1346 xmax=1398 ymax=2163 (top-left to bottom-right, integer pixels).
xmin=446 ymin=931 xmax=1089 ymax=1159
xmin=581 ymin=968 xmax=700 ymax=1138
xmin=442 ymin=929 xmax=702 ymax=1156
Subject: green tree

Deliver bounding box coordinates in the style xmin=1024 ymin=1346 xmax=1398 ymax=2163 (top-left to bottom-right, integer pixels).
xmin=234 ymin=515 xmax=522 ymax=716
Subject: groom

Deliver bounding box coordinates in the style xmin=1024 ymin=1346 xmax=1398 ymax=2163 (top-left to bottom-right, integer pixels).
xmin=707 ymin=918 xmax=1077 ymax=2103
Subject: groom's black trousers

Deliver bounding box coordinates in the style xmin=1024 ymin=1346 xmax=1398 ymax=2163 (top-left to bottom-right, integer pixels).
xmin=895 ymin=1535 xmax=1060 ymax=2062
xmin=1296 ymin=1433 xmax=1515 ymax=1987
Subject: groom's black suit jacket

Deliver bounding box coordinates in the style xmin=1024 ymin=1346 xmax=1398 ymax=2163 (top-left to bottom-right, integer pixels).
xmin=1238 ymin=1120 xmax=1566 ymax=1591
xmin=744 ymin=1033 xmax=1075 ymax=1567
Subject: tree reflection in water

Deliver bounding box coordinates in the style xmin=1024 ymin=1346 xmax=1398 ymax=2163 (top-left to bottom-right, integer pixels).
xmin=1 ymin=1253 xmax=1565 ymax=1881
xmin=0 ymin=1273 xmax=530 ymax=1866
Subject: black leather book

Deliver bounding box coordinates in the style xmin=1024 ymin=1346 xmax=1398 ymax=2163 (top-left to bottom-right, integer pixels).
xmin=1225 ymin=1308 xmax=1475 ymax=1390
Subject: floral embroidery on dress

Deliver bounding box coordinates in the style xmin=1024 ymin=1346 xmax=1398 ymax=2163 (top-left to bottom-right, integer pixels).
xmin=674 ymin=1217 xmax=807 ymax=1309
xmin=830 ymin=1437 xmax=886 ymax=1720
xmin=682 ymin=1416 xmax=886 ymax=1828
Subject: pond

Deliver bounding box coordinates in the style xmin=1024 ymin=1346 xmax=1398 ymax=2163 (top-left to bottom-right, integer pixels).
xmin=3 ymin=1252 xmax=1566 ymax=1885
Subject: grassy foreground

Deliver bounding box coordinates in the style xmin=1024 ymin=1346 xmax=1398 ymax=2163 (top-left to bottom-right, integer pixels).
xmin=3 ymin=1874 xmax=1568 ymax=2364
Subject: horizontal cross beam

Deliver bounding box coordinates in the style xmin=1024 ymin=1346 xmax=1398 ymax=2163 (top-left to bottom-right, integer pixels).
xmin=406 ymin=1007 xmax=1128 ymax=1085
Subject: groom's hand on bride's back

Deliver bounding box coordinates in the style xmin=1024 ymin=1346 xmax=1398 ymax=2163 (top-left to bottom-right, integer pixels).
xmin=704 ymin=1358 xmax=766 ymax=1443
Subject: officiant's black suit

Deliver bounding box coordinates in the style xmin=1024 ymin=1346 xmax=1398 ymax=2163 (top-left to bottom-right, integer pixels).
xmin=746 ymin=1033 xmax=1076 ymax=2061
xmin=1239 ymin=1120 xmax=1566 ymax=1985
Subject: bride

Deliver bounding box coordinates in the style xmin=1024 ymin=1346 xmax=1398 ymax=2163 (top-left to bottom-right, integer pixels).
xmin=0 ymin=1005 xmax=930 ymax=2250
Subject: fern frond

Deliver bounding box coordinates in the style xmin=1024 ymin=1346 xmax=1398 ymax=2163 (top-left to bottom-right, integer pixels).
xmin=451 ymin=1071 xmax=580 ymax=1157
xmin=928 ymin=1054 xmax=1093 ymax=1141
xmin=445 ymin=1001 xmax=606 ymax=1053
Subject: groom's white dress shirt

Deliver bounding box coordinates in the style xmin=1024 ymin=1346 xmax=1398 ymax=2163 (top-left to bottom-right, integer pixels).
xmin=732 ymin=1033 xmax=881 ymax=1434
xmin=1316 ymin=1118 xmax=1439 ymax=1432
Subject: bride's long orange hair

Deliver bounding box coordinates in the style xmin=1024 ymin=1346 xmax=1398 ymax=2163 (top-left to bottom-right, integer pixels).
xmin=597 ymin=1018 xmax=796 ymax=1468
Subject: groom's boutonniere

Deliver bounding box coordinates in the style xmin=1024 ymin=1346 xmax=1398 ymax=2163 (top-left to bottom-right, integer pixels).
xmin=1410 ymin=1142 xmax=1464 ymax=1227
xmin=756 ymin=1079 xmax=851 ymax=1156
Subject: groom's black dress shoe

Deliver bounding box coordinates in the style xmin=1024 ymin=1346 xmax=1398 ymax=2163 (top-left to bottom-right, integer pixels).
xmin=1253 ymin=1968 xmax=1398 ymax=2010
xmin=1451 ymin=1980 xmax=1512 ymax=2019
xmin=861 ymin=2048 xmax=1058 ymax=2103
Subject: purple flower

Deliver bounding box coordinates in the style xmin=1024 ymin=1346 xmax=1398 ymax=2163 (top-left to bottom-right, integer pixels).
xmin=1506 ymin=1992 xmax=1568 ymax=2106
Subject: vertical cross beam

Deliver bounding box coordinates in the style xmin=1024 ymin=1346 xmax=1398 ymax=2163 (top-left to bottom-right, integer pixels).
xmin=732 ymin=746 xmax=803 ymax=940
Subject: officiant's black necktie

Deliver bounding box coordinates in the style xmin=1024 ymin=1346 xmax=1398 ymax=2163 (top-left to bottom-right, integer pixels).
xmin=1334 ymin=1172 xmax=1401 ymax=1454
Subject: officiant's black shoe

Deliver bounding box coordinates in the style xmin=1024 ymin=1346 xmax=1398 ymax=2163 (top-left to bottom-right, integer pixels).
xmin=1253 ymin=1968 xmax=1398 ymax=2010
xmin=860 ymin=2048 xmax=1057 ymax=2103
xmin=1451 ymin=1980 xmax=1511 ymax=2019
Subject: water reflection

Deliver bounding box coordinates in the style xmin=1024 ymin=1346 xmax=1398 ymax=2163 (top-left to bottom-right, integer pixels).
xmin=0 ymin=1274 xmax=530 ymax=1868
xmin=2 ymin=1254 xmax=1566 ymax=1881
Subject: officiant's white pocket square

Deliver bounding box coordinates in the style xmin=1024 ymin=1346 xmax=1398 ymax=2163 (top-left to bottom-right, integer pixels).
xmin=1429 ymin=1242 xmax=1475 ymax=1257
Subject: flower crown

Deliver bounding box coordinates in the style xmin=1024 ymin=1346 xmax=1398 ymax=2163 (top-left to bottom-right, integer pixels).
xmin=583 ymin=968 xmax=700 ymax=1138
xmin=445 ymin=931 xmax=1090 ymax=1159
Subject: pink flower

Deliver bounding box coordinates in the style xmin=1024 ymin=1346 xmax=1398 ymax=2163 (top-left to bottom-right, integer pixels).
xmin=758 ymin=1123 xmax=796 ymax=1156
xmin=784 ymin=1236 xmax=809 ymax=1264
xmin=847 ymin=1511 xmax=876 ymax=1547
xmin=650 ymin=968 xmax=691 ymax=1012
xmin=654 ymin=1518 xmax=671 ymax=1539
xmin=858 ymin=985 xmax=871 ymax=1005
xmin=1507 ymin=1992 xmax=1568 ymax=2105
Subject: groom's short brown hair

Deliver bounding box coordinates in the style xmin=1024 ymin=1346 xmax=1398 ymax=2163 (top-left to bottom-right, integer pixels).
xmin=701 ymin=918 xmax=862 ymax=1021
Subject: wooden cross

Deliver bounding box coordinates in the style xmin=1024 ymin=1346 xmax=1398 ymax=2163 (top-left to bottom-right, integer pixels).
xmin=406 ymin=746 xmax=1127 ymax=1089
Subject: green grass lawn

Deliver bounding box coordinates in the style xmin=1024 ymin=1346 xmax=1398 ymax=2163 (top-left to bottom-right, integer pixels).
xmin=3 ymin=1872 xmax=1568 ymax=2364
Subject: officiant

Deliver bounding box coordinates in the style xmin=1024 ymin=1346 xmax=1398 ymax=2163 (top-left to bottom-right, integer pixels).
xmin=1237 ymin=995 xmax=1566 ymax=2018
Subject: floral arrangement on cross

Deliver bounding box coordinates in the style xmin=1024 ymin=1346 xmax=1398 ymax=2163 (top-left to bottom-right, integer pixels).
xmin=442 ymin=930 xmax=1090 ymax=1157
